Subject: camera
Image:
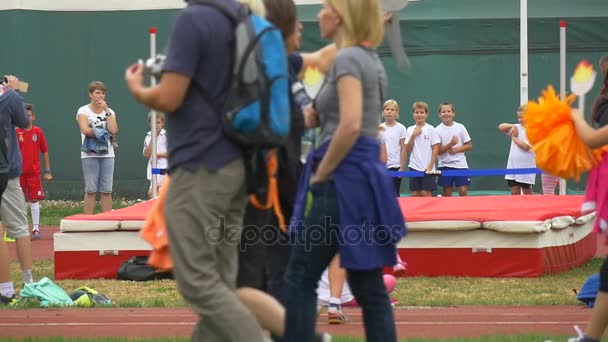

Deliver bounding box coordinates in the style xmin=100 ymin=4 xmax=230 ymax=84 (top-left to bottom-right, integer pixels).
xmin=1 ymin=75 xmax=29 ymax=93
xmin=140 ymin=54 xmax=166 ymax=81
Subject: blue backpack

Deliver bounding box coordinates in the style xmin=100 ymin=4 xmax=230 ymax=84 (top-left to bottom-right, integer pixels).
xmin=190 ymin=0 xmax=291 ymax=148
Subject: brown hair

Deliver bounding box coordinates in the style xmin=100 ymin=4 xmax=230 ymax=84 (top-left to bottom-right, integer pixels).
xmin=88 ymin=81 xmax=106 ymax=94
xmin=438 ymin=102 xmax=455 ymax=113
xmin=412 ymin=101 xmax=429 ymax=113
xmin=263 ymin=0 xmax=296 ymax=40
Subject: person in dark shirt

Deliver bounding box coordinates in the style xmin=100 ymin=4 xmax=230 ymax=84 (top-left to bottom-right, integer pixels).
xmin=124 ymin=1 xmax=267 ymax=341
xmin=0 ymin=75 xmax=30 ymax=305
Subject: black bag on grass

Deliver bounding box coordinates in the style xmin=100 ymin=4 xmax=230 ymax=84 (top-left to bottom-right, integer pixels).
xmin=117 ymin=256 xmax=173 ymax=281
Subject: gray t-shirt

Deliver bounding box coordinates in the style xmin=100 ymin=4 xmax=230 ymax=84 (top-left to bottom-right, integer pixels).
xmin=315 ymin=46 xmax=387 ymax=146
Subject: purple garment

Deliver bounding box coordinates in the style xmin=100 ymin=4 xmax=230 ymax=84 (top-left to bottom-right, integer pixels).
xmin=290 ymin=136 xmax=407 ymax=270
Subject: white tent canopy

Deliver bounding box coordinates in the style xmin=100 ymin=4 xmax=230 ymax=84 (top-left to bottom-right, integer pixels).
xmin=0 ymin=0 xmax=323 ymax=11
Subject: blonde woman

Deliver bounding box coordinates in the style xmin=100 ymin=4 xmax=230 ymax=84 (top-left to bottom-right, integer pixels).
xmin=282 ymin=0 xmax=405 ymax=341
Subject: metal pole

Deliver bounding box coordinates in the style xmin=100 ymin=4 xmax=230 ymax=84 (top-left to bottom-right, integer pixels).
xmin=149 ymin=27 xmax=158 ymax=198
xmin=520 ymin=0 xmax=528 ymax=105
xmin=558 ymin=21 xmax=568 ymax=195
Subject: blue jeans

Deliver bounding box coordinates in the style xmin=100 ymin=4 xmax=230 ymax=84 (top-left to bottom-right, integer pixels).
xmin=283 ymin=181 xmax=396 ymax=342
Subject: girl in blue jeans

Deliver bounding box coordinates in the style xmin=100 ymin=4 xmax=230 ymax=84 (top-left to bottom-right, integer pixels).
xmin=282 ymin=0 xmax=407 ymax=341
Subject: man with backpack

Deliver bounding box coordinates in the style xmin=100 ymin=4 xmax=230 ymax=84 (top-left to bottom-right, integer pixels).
xmin=124 ymin=0 xmax=269 ymax=340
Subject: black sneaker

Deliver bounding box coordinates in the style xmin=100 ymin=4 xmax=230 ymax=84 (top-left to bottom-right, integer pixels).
xmin=0 ymin=293 xmax=17 ymax=305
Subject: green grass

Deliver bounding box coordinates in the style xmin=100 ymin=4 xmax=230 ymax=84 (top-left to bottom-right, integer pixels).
xmin=7 ymin=257 xmax=601 ymax=308
xmin=0 ymin=336 xmax=568 ymax=342
xmin=393 ymin=258 xmax=602 ymax=306
xmin=8 ymin=200 xmax=603 ymax=307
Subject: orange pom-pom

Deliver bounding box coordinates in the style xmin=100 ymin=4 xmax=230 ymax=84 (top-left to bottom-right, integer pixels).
xmin=524 ymin=86 xmax=604 ymax=181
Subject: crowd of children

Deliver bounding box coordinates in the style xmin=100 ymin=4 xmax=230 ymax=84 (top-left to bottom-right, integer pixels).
xmin=379 ymin=99 xmax=544 ymax=196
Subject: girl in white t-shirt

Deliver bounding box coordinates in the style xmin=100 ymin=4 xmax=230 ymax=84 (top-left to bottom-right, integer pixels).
xmin=379 ymin=99 xmax=408 ymax=197
xmin=143 ymin=112 xmax=169 ymax=198
xmin=498 ymin=105 xmax=536 ymax=195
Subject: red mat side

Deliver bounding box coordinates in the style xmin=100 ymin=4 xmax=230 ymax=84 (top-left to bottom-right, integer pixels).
xmin=55 ymin=251 xmax=150 ymax=280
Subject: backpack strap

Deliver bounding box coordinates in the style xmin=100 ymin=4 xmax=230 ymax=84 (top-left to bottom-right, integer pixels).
xmin=188 ymin=0 xmax=240 ymax=23
xmin=187 ymin=0 xmax=247 ymax=112
xmin=248 ymin=148 xmax=287 ymax=232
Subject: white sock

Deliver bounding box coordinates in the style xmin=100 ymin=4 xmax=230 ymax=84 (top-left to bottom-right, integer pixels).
xmin=0 ymin=281 xmax=15 ymax=297
xmin=22 ymin=270 xmax=33 ymax=284
xmin=29 ymin=202 xmax=40 ymax=231
xmin=328 ymin=297 xmax=342 ymax=307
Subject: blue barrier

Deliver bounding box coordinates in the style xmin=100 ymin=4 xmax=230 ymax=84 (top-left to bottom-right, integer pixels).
xmin=389 ymin=168 xmax=543 ymax=178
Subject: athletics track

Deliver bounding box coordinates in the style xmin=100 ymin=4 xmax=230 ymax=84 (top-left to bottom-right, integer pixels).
xmin=4 ymin=227 xmax=600 ymax=339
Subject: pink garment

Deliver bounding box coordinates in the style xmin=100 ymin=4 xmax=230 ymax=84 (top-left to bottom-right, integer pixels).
xmin=541 ymin=174 xmax=560 ymax=195
xmin=582 ymin=153 xmax=608 ymax=242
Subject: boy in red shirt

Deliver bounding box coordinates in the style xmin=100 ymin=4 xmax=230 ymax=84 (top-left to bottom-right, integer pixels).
xmin=16 ymin=104 xmax=52 ymax=239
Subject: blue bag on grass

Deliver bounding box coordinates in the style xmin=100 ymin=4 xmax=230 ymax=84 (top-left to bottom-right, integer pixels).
xmin=577 ymin=273 xmax=600 ymax=308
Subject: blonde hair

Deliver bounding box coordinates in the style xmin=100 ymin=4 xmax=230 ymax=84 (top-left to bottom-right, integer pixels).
xmin=383 ymin=99 xmax=400 ymax=112
xmin=383 ymin=99 xmax=400 ymax=119
xmin=238 ymin=0 xmax=266 ymax=16
xmin=148 ymin=111 xmax=165 ymax=124
xmin=517 ymin=104 xmax=528 ymax=114
xmin=327 ymin=0 xmax=384 ymax=48
xmin=412 ymin=101 xmax=429 ymax=113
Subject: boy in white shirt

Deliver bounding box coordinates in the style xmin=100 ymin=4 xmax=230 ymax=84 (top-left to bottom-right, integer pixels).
xmin=498 ymin=105 xmax=536 ymax=195
xmin=380 ymin=99 xmax=408 ymax=196
xmin=143 ymin=112 xmax=168 ymax=198
xmin=435 ymin=103 xmax=473 ymax=196
xmin=405 ymin=102 xmax=441 ymax=197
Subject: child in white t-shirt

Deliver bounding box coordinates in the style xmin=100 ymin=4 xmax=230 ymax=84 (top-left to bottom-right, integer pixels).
xmin=405 ymin=101 xmax=440 ymax=197
xmin=380 ymin=99 xmax=408 ymax=197
xmin=435 ymin=103 xmax=473 ymax=196
xmin=498 ymin=105 xmax=536 ymax=195
xmin=143 ymin=112 xmax=168 ymax=198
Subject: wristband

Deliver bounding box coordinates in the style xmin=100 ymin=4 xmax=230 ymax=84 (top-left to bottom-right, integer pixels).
xmin=44 ymin=169 xmax=51 ymax=174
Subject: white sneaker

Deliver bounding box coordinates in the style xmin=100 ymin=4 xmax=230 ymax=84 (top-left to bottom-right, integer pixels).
xmin=566 ymin=325 xmax=585 ymax=342
xmin=327 ymin=305 xmax=348 ymax=324
xmin=314 ymin=332 xmax=332 ymax=342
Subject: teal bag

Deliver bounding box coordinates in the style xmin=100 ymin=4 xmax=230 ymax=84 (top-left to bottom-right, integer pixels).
xmin=20 ymin=277 xmax=74 ymax=307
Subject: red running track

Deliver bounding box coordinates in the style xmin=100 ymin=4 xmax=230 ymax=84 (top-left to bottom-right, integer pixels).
xmin=4 ymin=226 xmax=603 ymax=339
xmin=0 ymin=306 xmax=595 ymax=339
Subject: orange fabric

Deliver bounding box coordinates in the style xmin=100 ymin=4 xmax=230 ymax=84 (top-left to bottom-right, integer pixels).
xmin=248 ymin=149 xmax=287 ymax=232
xmin=525 ymin=86 xmax=608 ymax=181
xmin=140 ymin=177 xmax=172 ymax=271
